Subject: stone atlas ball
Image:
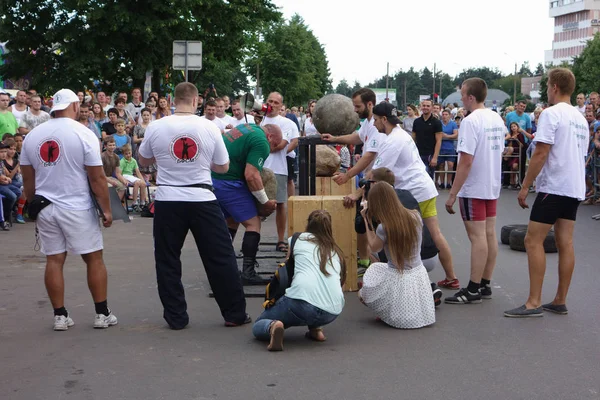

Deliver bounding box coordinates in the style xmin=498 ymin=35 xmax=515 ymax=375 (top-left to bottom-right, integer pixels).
xmin=313 ymin=94 xmax=360 ymax=136
xmin=260 ymin=167 xmax=277 ymax=200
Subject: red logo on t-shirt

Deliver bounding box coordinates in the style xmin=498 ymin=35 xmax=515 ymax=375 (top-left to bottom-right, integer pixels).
xmin=170 ymin=136 xmax=199 ymax=163
xmin=37 ymin=138 xmax=62 ymax=166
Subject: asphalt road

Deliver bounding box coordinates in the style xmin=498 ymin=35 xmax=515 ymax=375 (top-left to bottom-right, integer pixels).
xmin=1 ymin=192 xmax=599 ymax=400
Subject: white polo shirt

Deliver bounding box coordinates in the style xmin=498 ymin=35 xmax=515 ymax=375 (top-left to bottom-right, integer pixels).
xmin=138 ymin=115 xmax=229 ymax=202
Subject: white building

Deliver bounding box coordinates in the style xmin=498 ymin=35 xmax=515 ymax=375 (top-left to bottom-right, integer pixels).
xmin=545 ymin=0 xmax=600 ymax=66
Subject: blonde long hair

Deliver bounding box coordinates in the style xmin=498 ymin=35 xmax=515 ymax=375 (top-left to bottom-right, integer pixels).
xmin=366 ymin=182 xmax=419 ymax=270
xmin=305 ymin=210 xmax=347 ymax=285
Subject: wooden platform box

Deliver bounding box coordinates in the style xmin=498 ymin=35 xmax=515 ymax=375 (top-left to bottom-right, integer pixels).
xmin=315 ymin=176 xmax=356 ymax=196
xmin=288 ymin=195 xmax=358 ymax=291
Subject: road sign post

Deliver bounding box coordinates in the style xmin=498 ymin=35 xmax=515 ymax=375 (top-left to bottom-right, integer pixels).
xmin=172 ymin=41 xmax=202 ymax=82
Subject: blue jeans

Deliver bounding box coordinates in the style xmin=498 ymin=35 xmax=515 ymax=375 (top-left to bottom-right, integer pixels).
xmin=420 ymin=155 xmax=435 ymax=179
xmin=0 ymin=184 xmax=21 ymax=220
xmin=252 ymin=296 xmax=338 ymax=341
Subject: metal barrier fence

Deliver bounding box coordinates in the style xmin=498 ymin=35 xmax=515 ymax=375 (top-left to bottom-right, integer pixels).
xmin=432 ymin=139 xmax=523 ymax=188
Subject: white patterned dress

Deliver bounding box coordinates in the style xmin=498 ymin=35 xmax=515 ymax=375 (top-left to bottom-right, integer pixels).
xmin=359 ymin=219 xmax=436 ymax=329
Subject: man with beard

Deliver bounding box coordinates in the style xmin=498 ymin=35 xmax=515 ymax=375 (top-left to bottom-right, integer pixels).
xmin=321 ymin=88 xmax=385 ymax=273
xmin=212 ymin=124 xmax=282 ymax=285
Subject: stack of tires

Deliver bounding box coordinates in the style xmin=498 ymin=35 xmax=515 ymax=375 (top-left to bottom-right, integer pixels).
xmin=500 ymin=224 xmax=557 ymax=253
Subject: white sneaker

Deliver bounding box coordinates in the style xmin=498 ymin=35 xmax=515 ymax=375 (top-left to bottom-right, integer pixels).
xmin=93 ymin=312 xmax=118 ymax=329
xmin=54 ymin=315 xmax=74 ymax=331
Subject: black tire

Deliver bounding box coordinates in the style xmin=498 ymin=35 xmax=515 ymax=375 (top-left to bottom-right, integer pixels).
xmin=501 ymin=224 xmax=528 ymax=245
xmin=509 ymin=228 xmax=558 ymax=253
xmin=509 ymin=228 xmax=527 ymax=252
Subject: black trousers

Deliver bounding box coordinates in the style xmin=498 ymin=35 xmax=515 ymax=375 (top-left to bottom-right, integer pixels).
xmin=153 ymin=200 xmax=247 ymax=329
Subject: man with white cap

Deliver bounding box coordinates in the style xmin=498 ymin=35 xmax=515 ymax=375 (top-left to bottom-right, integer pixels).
xmin=20 ymin=89 xmax=117 ymax=331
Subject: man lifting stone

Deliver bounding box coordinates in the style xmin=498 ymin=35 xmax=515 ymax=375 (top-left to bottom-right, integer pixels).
xmin=212 ymin=124 xmax=282 ymax=285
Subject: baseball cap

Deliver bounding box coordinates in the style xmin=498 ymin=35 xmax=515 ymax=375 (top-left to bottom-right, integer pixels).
xmin=372 ymin=102 xmax=401 ymax=125
xmin=50 ymin=89 xmax=80 ymax=115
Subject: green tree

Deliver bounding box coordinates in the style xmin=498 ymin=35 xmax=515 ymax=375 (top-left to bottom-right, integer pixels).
xmin=570 ymin=33 xmax=600 ymax=96
xmin=492 ymin=75 xmax=522 ymax=99
xmin=246 ymin=14 xmax=331 ymax=106
xmin=334 ymin=79 xmax=352 ymax=97
xmin=534 ymin=62 xmax=545 ymax=76
xmin=420 ymin=67 xmax=434 ymax=97
xmin=518 ymin=61 xmax=533 ymax=77
xmin=0 ymin=0 xmax=280 ymax=95
xmin=453 ymin=67 xmax=503 ymax=87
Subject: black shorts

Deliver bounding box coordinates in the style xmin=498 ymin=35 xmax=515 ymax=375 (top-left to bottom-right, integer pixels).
xmin=287 ymin=157 xmax=296 ymax=182
xmin=530 ymin=192 xmax=581 ymax=224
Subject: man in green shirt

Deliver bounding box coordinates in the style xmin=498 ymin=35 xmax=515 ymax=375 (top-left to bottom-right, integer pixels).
xmin=212 ymin=123 xmax=282 ymax=285
xmin=0 ymin=92 xmax=19 ymax=136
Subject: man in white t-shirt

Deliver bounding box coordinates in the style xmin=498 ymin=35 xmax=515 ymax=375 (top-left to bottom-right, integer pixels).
xmin=444 ymin=78 xmax=505 ymax=305
xmin=18 ymin=95 xmax=50 ymax=135
xmin=231 ymin=100 xmax=251 ymax=126
xmin=11 ymin=90 xmax=28 ymax=124
xmin=505 ymin=68 xmax=588 ymax=318
xmin=138 ymin=82 xmax=249 ymax=329
xmin=97 ymin=91 xmax=111 ymax=113
xmin=574 ymin=93 xmax=586 ymax=115
xmin=199 ymin=100 xmax=225 ymax=132
xmin=20 ymin=89 xmax=117 ymax=331
xmin=216 ymin=97 xmax=236 ymax=129
xmin=321 ymin=88 xmax=385 ymax=271
xmin=371 ymin=102 xmax=459 ymax=289
xmin=260 ymin=92 xmax=297 ymax=252
xmin=126 ymin=87 xmax=145 ymax=123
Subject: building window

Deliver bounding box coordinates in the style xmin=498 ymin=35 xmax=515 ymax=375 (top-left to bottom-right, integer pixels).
xmin=550 ymin=1 xmax=559 ymax=8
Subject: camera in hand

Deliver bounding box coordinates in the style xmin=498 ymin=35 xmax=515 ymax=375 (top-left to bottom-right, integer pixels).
xmin=359 ymin=179 xmax=376 ymax=200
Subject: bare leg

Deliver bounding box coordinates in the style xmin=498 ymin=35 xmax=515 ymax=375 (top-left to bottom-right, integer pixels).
xmin=424 ymin=216 xmax=457 ymax=280
xmin=482 ymin=216 xmax=498 ymax=281
xmin=447 ymin=162 xmax=455 ymax=185
xmin=551 ymin=218 xmax=576 ymax=305
xmin=140 ymin=183 xmax=148 ymax=203
xmin=81 ymin=250 xmax=108 ymax=303
xmin=275 ymin=203 xmax=286 ymax=243
xmin=287 ymin=180 xmax=295 ymax=198
xmin=45 ymin=252 xmax=68 ymax=309
xmin=132 ymin=183 xmax=139 ymax=204
xmin=524 ymin=221 xmax=553 ymax=309
xmin=463 ymin=220 xmax=487 ymax=283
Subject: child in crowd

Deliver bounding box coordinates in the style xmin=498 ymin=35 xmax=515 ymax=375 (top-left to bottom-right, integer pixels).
xmin=101 ymin=136 xmax=128 ymax=199
xmin=2 ymin=138 xmax=26 ymax=223
xmin=133 ymin=108 xmax=156 ymax=182
xmin=0 ymin=142 xmax=22 ymax=230
xmin=13 ymin=133 xmax=23 ymax=158
xmin=503 ymin=122 xmax=525 ymax=189
xmin=112 ymin=119 xmax=131 ymax=159
xmin=358 ymin=181 xmax=436 ymax=329
xmin=120 ymin=144 xmax=148 ymax=211
xmin=252 ymin=210 xmax=346 ymax=352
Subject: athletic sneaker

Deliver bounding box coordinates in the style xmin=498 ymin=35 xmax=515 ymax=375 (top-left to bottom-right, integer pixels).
xmin=15 ymin=214 xmax=25 ymax=224
xmin=224 ymin=313 xmax=252 ymax=327
xmin=1 ymin=221 xmax=9 ymax=231
xmin=437 ymin=278 xmax=460 ymax=290
xmin=444 ymin=288 xmax=482 ymax=304
xmin=54 ymin=315 xmax=74 ymax=331
xmin=432 ymin=285 xmax=443 ymax=307
xmin=93 ymin=312 xmax=118 ymax=329
xmin=480 ymin=285 xmax=492 ymax=299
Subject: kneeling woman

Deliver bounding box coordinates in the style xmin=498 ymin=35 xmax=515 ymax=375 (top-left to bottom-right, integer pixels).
xmin=252 ymin=210 xmax=346 ymax=351
xmin=359 ymin=182 xmax=435 ymax=329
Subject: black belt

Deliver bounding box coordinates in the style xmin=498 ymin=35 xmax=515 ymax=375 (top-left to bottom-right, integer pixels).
xmin=158 ymin=183 xmax=214 ymax=192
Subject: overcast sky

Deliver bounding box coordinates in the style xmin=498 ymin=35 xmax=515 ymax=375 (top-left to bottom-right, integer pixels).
xmin=274 ymin=0 xmax=555 ymax=86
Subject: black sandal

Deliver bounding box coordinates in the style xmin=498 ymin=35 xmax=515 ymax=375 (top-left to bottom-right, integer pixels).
xmin=276 ymin=241 xmax=288 ymax=252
